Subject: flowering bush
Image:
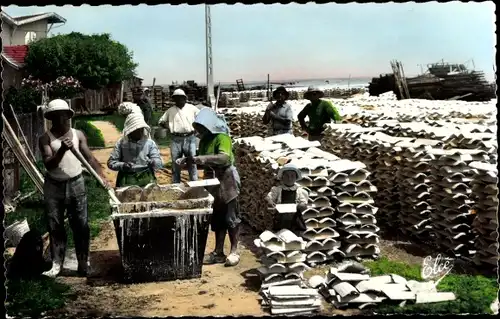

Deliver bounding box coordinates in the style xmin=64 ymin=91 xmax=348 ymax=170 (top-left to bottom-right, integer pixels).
xmin=21 ymin=75 xmax=83 ymax=100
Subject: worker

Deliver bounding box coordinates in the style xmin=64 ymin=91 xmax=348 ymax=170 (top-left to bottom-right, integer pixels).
xmin=297 ymin=86 xmax=342 ymax=142
xmin=107 ymin=112 xmax=163 ymax=187
xmin=266 ymin=163 xmax=308 ymax=233
xmin=133 ymin=88 xmax=152 ymax=125
xmin=176 ymin=108 xmax=241 ymax=267
xmin=158 ymin=89 xmax=200 ymax=183
xmin=262 ymin=86 xmax=294 ymax=135
xmin=39 ymin=99 xmax=107 ymax=277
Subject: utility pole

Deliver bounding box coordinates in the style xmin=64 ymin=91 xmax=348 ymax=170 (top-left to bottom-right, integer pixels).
xmin=205 ymin=5 xmax=216 ymax=108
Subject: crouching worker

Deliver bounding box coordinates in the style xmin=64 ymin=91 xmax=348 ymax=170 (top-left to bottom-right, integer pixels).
xmin=176 ymin=108 xmax=241 ymax=267
xmin=108 ymin=112 xmax=163 ymax=187
xmin=266 ymin=163 xmax=308 ymax=233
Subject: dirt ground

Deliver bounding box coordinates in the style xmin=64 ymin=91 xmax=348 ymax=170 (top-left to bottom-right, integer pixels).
xmin=51 ymin=121 xmax=431 ymax=317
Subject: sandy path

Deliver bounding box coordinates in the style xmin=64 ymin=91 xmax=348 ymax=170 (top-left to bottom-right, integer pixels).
xmin=55 ymin=120 xmax=263 ymax=317
xmin=56 ymin=221 xmax=264 ymax=317
xmin=90 ymin=121 xmax=122 ymax=147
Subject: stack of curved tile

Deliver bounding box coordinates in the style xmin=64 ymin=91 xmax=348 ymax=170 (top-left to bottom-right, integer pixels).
xmin=294 ymin=156 xmax=344 ymax=265
xmin=327 ymin=160 xmax=380 ymax=259
xmin=427 ymin=149 xmax=490 ymax=258
xmin=233 ymin=135 xmax=323 ymax=232
xmin=255 ymin=230 xmax=322 ymax=315
xmin=394 ymin=141 xmax=443 ymax=241
xmin=468 ymin=161 xmax=499 ymax=270
xmin=315 ymin=262 xmax=456 ymax=309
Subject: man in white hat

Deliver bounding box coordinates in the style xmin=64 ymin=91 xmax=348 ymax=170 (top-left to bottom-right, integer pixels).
xmin=297 ymin=86 xmax=341 ymax=142
xmin=133 ymin=87 xmax=152 ymax=125
xmin=38 ymin=99 xmax=107 ymax=278
xmin=158 ymin=88 xmax=200 ymax=183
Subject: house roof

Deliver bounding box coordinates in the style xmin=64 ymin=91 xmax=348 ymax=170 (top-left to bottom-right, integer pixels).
xmin=1 ymin=11 xmax=66 ymax=27
xmin=1 ymin=45 xmax=29 ymax=69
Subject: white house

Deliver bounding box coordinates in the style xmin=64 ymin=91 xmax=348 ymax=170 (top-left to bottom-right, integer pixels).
xmin=1 ymin=11 xmax=66 ymax=46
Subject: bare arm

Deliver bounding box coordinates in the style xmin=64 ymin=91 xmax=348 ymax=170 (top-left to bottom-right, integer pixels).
xmin=158 ymin=110 xmax=169 ymax=128
xmin=297 ymin=104 xmax=311 ymax=132
xmin=76 ymin=130 xmax=105 ymax=177
xmin=39 ymin=133 xmax=67 ymax=171
xmin=262 ymin=103 xmax=273 ymax=125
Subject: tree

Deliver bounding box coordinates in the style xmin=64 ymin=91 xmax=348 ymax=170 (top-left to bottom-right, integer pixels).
xmin=24 ymin=32 xmax=138 ymax=90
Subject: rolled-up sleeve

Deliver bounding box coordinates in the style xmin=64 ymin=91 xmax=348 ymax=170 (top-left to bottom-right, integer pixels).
xmin=266 ymin=186 xmax=281 ymax=205
xmin=107 ymin=139 xmax=125 ymax=171
xmin=147 ymin=140 xmax=163 ymax=170
xmin=158 ymin=110 xmax=169 ymax=127
xmin=296 ymin=188 xmax=309 ymax=205
xmin=285 ymin=105 xmax=294 ymax=122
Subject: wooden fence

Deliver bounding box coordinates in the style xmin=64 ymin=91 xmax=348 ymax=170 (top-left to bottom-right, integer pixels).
xmin=4 ymin=111 xmax=45 ymax=200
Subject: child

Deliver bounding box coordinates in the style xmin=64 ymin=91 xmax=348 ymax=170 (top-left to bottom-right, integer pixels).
xmin=266 ymin=163 xmax=308 ymax=233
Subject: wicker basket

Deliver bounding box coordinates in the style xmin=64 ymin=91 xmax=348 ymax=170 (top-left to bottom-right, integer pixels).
xmin=5 ymin=219 xmax=30 ymax=247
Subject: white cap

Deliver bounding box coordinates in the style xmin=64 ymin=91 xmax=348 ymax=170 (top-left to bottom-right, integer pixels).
xmin=123 ymin=112 xmax=150 ymax=137
xmin=172 ymin=89 xmax=187 ymax=97
xmin=44 ymin=99 xmax=75 ymax=119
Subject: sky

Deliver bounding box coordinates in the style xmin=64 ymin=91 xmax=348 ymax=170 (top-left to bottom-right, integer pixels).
xmin=4 ymin=2 xmax=496 ymax=85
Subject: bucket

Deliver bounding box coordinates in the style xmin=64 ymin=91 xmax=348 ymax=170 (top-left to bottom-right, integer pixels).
xmin=155 ymin=128 xmax=167 ymax=139
xmin=111 ymin=183 xmax=214 ymax=283
xmin=4 ymin=219 xmax=30 ymax=247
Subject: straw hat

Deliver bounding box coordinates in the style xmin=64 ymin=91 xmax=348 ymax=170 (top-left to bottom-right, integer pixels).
xmin=123 ymin=112 xmax=150 ymax=137
xmin=172 ymin=89 xmax=187 ymax=97
xmin=44 ymin=99 xmax=75 ymax=119
xmin=303 ymin=86 xmax=324 ymax=100
xmin=272 ymin=86 xmax=290 ymax=99
xmin=277 ymin=163 xmax=302 ymax=181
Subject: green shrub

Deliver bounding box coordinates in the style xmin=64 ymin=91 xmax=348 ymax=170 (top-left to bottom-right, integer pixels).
xmin=6 ymin=277 xmax=74 ymax=317
xmin=74 ymin=120 xmax=105 ymax=147
xmin=363 ymin=257 xmax=497 ymax=314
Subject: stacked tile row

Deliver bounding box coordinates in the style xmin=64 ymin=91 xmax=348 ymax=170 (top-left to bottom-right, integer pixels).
xmin=427 ymin=149 xmax=491 ymax=258
xmin=469 ymin=161 xmax=499 ymax=270
xmin=309 ymin=261 xmax=456 ymax=310
xmin=254 ymin=230 xmax=321 ymax=315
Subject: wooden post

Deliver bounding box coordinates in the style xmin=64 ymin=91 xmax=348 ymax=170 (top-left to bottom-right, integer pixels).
xmin=119 ymin=81 xmax=124 ymax=104
xmin=267 ymin=74 xmax=270 ymax=101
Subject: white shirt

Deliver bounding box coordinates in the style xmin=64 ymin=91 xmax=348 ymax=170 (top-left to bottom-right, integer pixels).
xmin=159 ymin=103 xmax=200 ymax=134
xmin=47 ymin=129 xmax=83 ymax=180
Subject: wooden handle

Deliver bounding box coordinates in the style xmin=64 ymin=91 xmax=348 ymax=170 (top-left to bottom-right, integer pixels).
xmin=70 ymin=147 xmax=121 ymax=204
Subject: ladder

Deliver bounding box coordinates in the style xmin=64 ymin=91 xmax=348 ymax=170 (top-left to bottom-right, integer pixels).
xmin=236 ymin=79 xmax=245 ymax=91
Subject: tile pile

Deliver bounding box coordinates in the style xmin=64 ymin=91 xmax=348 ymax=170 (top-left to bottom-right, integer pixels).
xmin=254 ymin=230 xmax=322 ymax=315
xmin=312 ymin=261 xmax=456 ymax=309
xmin=234 ymin=134 xmax=380 ymax=259
xmin=233 ymin=135 xmax=321 ymax=231
xmin=292 ymin=150 xmax=344 ymax=265
xmin=395 ymin=140 xmax=444 ymax=241
xmin=427 ymin=149 xmax=491 ymax=258
xmin=468 ymin=161 xmax=499 ymax=270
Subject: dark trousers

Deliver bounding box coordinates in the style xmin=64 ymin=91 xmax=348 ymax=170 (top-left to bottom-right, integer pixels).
xmin=44 ymin=175 xmax=89 ymax=266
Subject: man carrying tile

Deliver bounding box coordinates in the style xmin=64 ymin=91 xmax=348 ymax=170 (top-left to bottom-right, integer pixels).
xmin=158 ymin=89 xmax=200 ymax=183
xmin=297 ymin=86 xmax=342 ymax=142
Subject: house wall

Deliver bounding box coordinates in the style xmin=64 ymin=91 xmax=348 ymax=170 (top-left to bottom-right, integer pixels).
xmin=11 ymin=20 xmax=49 ymax=45
xmin=1 ymin=22 xmax=13 ymax=45
xmin=2 ymin=63 xmax=23 ymax=90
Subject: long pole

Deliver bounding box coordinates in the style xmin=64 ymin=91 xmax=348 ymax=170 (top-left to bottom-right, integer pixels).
xmin=205 ymin=5 xmax=215 ymax=108
xmin=267 ymin=74 xmax=270 ymax=100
